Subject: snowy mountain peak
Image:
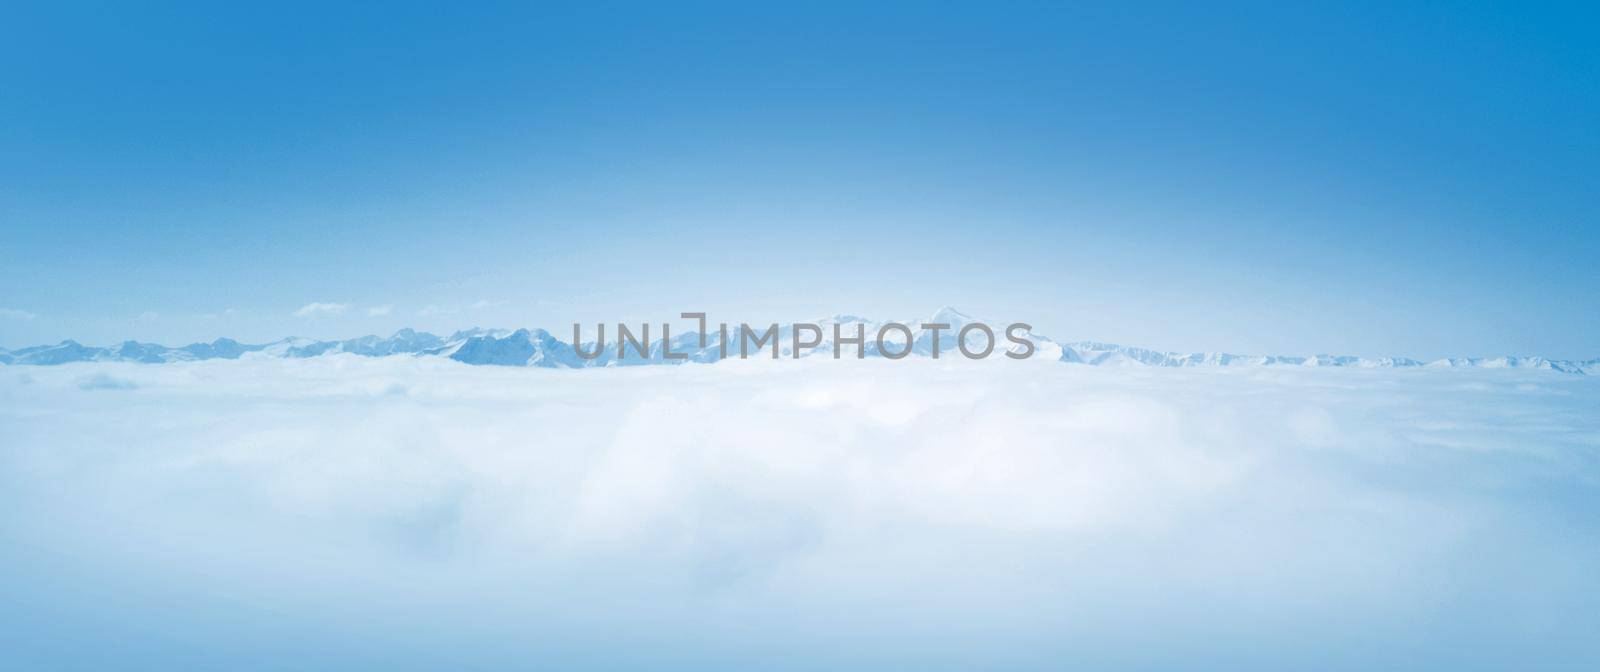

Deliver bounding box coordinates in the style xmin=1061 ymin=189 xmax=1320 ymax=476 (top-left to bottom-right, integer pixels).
xmin=929 ymin=306 xmax=974 ymax=324
xmin=3 ymin=307 xmax=1594 ymax=375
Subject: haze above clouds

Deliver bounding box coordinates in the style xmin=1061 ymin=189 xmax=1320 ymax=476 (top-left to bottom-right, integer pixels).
xmin=3 ymin=4 xmax=1597 ymax=358
xmin=2 ymin=358 xmax=1597 ymax=670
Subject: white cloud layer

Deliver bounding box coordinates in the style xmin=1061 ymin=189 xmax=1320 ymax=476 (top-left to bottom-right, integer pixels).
xmin=0 ymin=308 xmax=37 ymax=321
xmin=1 ymin=358 xmax=1597 ymax=669
xmin=416 ymin=304 xmax=454 ymax=317
xmin=415 ymin=299 xmax=502 ymax=318
xmin=293 ymin=302 xmax=349 ymax=318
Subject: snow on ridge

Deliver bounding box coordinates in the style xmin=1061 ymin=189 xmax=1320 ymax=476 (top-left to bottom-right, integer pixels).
xmin=2 ymin=311 xmax=1592 ymax=374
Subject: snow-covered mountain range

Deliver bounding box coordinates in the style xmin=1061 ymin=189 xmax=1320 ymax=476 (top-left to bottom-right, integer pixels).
xmin=3 ymin=308 xmax=1596 ymax=374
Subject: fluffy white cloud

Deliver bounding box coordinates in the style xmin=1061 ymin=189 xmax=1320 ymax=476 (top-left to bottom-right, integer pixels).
xmin=292 ymin=302 xmax=349 ymax=318
xmin=415 ymin=300 xmax=502 ymax=317
xmin=416 ymin=304 xmax=454 ymax=317
xmin=1 ymin=359 xmax=1597 ymax=668
xmin=0 ymin=307 xmax=37 ymax=321
xmin=365 ymin=305 xmax=393 ymax=317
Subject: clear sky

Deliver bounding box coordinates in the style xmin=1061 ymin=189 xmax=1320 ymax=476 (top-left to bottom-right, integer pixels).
xmin=2 ymin=1 xmax=1596 ymax=359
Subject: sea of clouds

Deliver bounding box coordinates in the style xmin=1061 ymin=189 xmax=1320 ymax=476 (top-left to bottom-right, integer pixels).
xmin=2 ymin=356 xmax=1597 ymax=670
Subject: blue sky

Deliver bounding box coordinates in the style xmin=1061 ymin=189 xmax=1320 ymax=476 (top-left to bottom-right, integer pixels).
xmin=1 ymin=1 xmax=1596 ymax=359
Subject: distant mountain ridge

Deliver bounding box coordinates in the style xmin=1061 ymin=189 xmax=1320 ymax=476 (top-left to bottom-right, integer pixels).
xmin=3 ymin=307 xmax=1596 ymax=374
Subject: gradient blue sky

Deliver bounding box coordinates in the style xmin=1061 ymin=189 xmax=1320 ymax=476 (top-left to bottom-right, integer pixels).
xmin=1 ymin=1 xmax=1596 ymax=359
